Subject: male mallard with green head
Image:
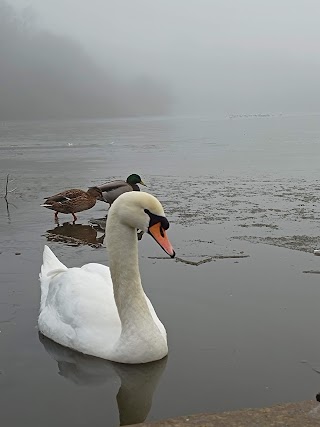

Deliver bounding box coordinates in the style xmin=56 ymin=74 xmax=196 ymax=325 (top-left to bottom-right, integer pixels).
xmin=97 ymin=173 xmax=146 ymax=205
xmin=42 ymin=187 xmax=103 ymax=222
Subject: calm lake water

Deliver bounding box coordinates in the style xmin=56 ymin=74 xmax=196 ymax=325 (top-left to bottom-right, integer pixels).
xmin=1 ymin=114 xmax=320 ymax=426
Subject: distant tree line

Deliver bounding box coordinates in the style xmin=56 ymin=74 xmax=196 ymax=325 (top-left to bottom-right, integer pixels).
xmin=0 ymin=0 xmax=172 ymax=120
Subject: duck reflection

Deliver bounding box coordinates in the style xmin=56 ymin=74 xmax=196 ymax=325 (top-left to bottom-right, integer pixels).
xmin=89 ymin=217 xmax=108 ymax=232
xmin=39 ymin=333 xmax=167 ymax=426
xmin=46 ymin=222 xmax=104 ymax=247
xmin=89 ymin=217 xmax=144 ymax=241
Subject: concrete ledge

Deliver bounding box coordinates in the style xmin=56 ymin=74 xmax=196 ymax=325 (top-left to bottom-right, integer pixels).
xmin=130 ymin=400 xmax=320 ymax=426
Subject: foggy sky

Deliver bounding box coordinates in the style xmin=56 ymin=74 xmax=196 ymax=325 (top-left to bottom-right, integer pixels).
xmin=0 ymin=0 xmax=171 ymax=119
xmin=7 ymin=0 xmax=320 ymax=116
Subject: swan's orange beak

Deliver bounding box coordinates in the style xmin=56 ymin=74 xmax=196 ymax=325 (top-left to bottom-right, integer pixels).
xmin=148 ymin=222 xmax=175 ymax=258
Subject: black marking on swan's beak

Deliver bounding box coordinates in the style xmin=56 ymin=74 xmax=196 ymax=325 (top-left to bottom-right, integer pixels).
xmin=145 ymin=209 xmax=175 ymax=258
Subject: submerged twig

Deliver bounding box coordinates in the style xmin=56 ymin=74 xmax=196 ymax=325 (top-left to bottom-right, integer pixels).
xmin=303 ymin=270 xmax=320 ymax=274
xmin=3 ymin=174 xmax=17 ymax=223
xmin=4 ymin=174 xmax=16 ymax=199
xmin=4 ymin=174 xmax=9 ymax=199
xmin=148 ymin=254 xmax=249 ymax=266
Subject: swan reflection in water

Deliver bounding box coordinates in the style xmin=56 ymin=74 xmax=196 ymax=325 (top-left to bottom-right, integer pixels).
xmin=39 ymin=334 xmax=167 ymax=426
xmin=45 ymin=222 xmax=105 ymax=247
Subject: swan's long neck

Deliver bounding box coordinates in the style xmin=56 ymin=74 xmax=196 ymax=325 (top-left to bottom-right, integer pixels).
xmin=107 ymin=222 xmax=146 ymax=327
xmin=105 ymin=213 xmax=167 ymax=363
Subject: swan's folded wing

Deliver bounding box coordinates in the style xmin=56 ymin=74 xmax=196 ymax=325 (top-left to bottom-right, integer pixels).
xmin=38 ymin=266 xmax=121 ymax=358
xmin=144 ymin=294 xmax=167 ymax=341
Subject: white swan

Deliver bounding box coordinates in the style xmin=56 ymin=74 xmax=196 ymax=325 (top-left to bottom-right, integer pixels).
xmin=38 ymin=192 xmax=175 ymax=364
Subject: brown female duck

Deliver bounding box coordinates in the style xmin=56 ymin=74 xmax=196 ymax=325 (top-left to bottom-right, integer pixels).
xmin=42 ymin=187 xmax=103 ymax=222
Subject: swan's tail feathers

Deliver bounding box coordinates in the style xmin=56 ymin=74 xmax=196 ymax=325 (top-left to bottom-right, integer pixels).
xmin=39 ymin=246 xmax=68 ymax=312
xmin=40 ymin=245 xmax=67 ymax=279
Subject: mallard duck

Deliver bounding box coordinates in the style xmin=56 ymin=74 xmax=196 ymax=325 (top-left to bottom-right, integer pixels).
xmin=38 ymin=192 xmax=175 ymax=363
xmin=42 ymin=187 xmax=103 ymax=222
xmin=97 ymin=173 xmax=146 ymax=205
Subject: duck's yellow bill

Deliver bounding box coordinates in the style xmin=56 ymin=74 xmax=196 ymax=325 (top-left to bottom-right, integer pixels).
xmin=140 ymin=179 xmax=147 ymax=186
xmin=148 ymin=222 xmax=175 ymax=258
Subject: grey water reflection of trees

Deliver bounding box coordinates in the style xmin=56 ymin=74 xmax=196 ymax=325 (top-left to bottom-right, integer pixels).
xmin=39 ymin=334 xmax=167 ymax=426
xmin=0 ymin=0 xmax=171 ymax=120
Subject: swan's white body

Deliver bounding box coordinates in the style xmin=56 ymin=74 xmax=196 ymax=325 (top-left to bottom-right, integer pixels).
xmin=38 ymin=192 xmax=171 ymax=364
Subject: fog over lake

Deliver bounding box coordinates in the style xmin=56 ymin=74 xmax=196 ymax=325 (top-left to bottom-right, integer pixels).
xmin=2 ymin=2 xmax=320 ymax=426
xmin=4 ymin=0 xmax=320 ymax=118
